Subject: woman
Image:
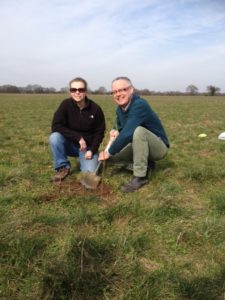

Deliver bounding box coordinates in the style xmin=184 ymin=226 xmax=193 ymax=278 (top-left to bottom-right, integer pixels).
xmin=49 ymin=77 xmax=105 ymax=182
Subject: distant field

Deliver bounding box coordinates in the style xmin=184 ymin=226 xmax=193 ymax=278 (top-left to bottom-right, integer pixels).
xmin=0 ymin=93 xmax=225 ymax=299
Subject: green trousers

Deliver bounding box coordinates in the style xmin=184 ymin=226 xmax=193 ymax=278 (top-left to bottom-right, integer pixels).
xmin=109 ymin=126 xmax=168 ymax=177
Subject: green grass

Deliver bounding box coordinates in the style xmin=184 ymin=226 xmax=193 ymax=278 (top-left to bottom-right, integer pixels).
xmin=0 ymin=93 xmax=225 ymax=299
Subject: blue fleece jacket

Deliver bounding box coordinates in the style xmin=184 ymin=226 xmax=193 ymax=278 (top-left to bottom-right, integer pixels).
xmin=108 ymin=94 xmax=169 ymax=155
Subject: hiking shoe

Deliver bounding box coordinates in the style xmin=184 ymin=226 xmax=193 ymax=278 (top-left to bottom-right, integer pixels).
xmin=52 ymin=167 xmax=70 ymax=183
xmin=121 ymin=176 xmax=148 ymax=193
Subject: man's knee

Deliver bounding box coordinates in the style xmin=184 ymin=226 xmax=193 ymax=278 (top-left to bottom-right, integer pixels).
xmin=133 ymin=126 xmax=146 ymax=140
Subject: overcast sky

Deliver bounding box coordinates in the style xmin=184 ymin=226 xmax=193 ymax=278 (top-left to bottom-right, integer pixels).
xmin=1 ymin=0 xmax=225 ymax=92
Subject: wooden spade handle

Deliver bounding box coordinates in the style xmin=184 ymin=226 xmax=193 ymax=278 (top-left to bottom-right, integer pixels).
xmin=104 ymin=136 xmax=116 ymax=152
xmin=95 ymin=136 xmax=116 ymax=174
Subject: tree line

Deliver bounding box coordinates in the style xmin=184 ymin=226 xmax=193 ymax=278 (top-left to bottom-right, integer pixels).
xmin=0 ymin=83 xmax=223 ymax=96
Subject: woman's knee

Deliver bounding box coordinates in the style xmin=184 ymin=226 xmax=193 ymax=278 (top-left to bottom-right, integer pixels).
xmin=49 ymin=132 xmax=64 ymax=145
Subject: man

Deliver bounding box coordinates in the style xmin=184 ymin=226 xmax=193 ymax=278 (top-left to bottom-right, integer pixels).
xmin=49 ymin=77 xmax=105 ymax=182
xmin=99 ymin=76 xmax=169 ymax=192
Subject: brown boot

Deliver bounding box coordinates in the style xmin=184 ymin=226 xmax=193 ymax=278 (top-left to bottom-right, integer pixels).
xmin=52 ymin=167 xmax=70 ymax=183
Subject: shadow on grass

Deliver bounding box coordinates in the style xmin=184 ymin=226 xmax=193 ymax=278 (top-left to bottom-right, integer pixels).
xmin=179 ymin=267 xmax=225 ymax=300
xmin=210 ymin=192 xmax=225 ymax=214
xmin=108 ymin=157 xmax=176 ymax=177
xmin=1 ymin=234 xmax=48 ymax=266
xmin=41 ymin=235 xmax=117 ymax=300
xmin=125 ymin=266 xmax=225 ymax=299
xmin=155 ymin=157 xmax=176 ymax=172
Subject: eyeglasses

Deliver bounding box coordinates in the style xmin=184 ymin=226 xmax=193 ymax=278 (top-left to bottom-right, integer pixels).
xmin=111 ymin=86 xmax=131 ymax=95
xmin=70 ymin=88 xmax=86 ymax=93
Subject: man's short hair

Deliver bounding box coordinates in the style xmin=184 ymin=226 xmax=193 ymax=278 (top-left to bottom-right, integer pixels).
xmin=112 ymin=76 xmax=132 ymax=86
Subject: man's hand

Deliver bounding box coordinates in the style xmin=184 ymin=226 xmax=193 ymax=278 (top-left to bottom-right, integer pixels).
xmin=110 ymin=129 xmax=119 ymax=139
xmin=79 ymin=137 xmax=87 ymax=151
xmin=98 ymin=132 xmax=117 ymax=161
xmin=85 ymin=150 xmax=93 ymax=160
xmin=98 ymin=150 xmax=110 ymax=161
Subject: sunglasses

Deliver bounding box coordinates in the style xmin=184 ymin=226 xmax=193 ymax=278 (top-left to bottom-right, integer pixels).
xmin=111 ymin=86 xmax=131 ymax=95
xmin=70 ymin=88 xmax=86 ymax=93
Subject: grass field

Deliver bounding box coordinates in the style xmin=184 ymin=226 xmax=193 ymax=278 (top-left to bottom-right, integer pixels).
xmin=0 ymin=93 xmax=225 ymax=300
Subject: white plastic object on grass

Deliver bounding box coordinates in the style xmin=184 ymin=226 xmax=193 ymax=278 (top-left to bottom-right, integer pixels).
xmin=218 ymin=132 xmax=225 ymax=140
xmin=198 ymin=133 xmax=207 ymax=138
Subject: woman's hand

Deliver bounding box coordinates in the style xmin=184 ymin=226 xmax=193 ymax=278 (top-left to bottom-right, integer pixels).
xmin=79 ymin=137 xmax=87 ymax=151
xmin=85 ymin=150 xmax=93 ymax=160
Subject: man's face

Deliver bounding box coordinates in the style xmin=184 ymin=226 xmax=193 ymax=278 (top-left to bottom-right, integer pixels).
xmin=69 ymin=81 xmax=86 ymax=103
xmin=111 ymin=79 xmax=134 ymax=108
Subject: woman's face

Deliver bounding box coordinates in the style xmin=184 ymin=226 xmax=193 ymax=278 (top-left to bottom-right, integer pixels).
xmin=69 ymin=81 xmax=86 ymax=103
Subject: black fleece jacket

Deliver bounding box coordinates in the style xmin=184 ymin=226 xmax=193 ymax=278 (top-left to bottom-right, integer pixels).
xmin=51 ymin=97 xmax=105 ymax=153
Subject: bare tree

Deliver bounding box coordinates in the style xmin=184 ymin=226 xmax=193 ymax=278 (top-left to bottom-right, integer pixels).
xmin=94 ymin=86 xmax=107 ymax=94
xmin=60 ymin=87 xmax=68 ymax=93
xmin=0 ymin=85 xmax=20 ymax=93
xmin=186 ymin=85 xmax=198 ymax=95
xmin=207 ymin=85 xmax=220 ymax=96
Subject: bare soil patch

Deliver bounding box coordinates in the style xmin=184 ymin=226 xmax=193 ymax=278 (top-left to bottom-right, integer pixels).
xmin=41 ymin=180 xmax=118 ymax=205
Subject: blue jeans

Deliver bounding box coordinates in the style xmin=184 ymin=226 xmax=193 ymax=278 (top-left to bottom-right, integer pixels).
xmin=49 ymin=132 xmax=99 ymax=172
